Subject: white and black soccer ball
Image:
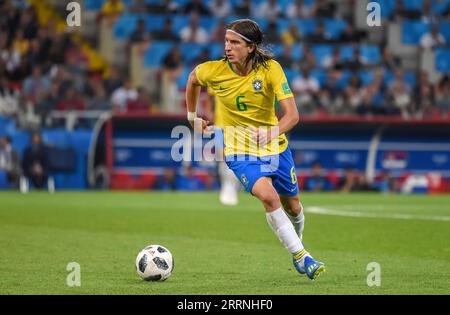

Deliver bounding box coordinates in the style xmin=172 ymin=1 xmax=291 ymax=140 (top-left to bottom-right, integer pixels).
xmin=135 ymin=245 xmax=174 ymax=281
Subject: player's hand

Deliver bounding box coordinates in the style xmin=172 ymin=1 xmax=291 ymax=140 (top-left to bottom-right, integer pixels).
xmin=249 ymin=126 xmax=279 ymax=147
xmin=191 ymin=117 xmax=214 ymax=136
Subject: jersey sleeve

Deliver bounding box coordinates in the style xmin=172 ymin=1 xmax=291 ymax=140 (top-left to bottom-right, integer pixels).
xmin=269 ymin=60 xmax=294 ymax=102
xmin=195 ymin=61 xmax=213 ymax=87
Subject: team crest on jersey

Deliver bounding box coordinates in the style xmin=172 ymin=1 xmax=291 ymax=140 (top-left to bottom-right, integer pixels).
xmin=252 ymin=79 xmax=263 ymax=91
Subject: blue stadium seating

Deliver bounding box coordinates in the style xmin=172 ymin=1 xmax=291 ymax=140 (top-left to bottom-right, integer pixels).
xmin=180 ymin=43 xmax=208 ymax=64
xmin=403 ymin=0 xmax=423 ymax=11
xmin=359 ymin=70 xmax=375 ymax=86
xmin=402 ymin=21 xmax=430 ymax=44
xmin=433 ymin=0 xmax=450 ymax=14
xmin=324 ymin=19 xmax=347 ymax=39
xmin=0 ymin=116 xmax=15 ymax=137
xmin=171 ymin=15 xmax=217 ymax=34
xmin=371 ymin=0 xmax=395 ymax=18
xmin=283 ymin=68 xmax=298 ymax=84
xmin=384 ymin=70 xmax=417 ymax=88
xmin=145 ymin=14 xmax=169 ymax=32
xmin=209 ymin=43 xmax=225 ymax=60
xmin=340 ymin=44 xmax=354 ymax=61
xmin=336 ymin=70 xmax=352 ymax=89
xmin=85 ymin=0 xmax=105 ymax=11
xmin=310 ymin=68 xmax=327 ymax=86
xmin=291 ymin=43 xmax=304 ymax=60
xmin=85 ymin=0 xmax=133 ymax=11
xmin=311 ymin=44 xmax=333 ymax=67
xmin=435 ymin=48 xmax=450 ymax=73
xmin=439 ymin=22 xmax=450 ymax=42
xmin=177 ymin=67 xmax=192 ymax=89
xmin=144 ymin=41 xmax=174 ymax=67
xmin=360 ymin=44 xmax=381 ymax=65
xmin=113 ymin=14 xmax=140 ymax=40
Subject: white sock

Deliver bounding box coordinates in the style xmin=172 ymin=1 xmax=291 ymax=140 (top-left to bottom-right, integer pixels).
xmin=266 ymin=207 xmax=304 ymax=255
xmin=287 ymin=203 xmax=305 ymax=241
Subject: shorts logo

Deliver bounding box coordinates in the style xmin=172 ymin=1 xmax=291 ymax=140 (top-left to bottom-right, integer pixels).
xmin=253 ymin=79 xmax=262 ymax=91
xmin=241 ymin=174 xmax=249 ymax=187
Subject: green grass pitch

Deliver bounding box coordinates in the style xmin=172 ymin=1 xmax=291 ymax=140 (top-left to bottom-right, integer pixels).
xmin=0 ymin=191 xmax=449 ymax=295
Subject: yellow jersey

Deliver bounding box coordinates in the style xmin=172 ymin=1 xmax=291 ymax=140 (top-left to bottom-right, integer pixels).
xmin=195 ymin=59 xmax=294 ymax=157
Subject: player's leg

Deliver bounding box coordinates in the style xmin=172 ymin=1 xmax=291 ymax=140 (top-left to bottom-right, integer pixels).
xmin=218 ymin=160 xmax=239 ymax=206
xmin=251 ymin=176 xmax=306 ymax=263
xmin=272 ymin=148 xmax=325 ymax=280
xmin=281 ymin=196 xmax=305 ymax=241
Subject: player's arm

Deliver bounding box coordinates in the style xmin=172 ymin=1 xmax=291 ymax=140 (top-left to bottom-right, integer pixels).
xmin=276 ymin=97 xmax=300 ymax=135
xmin=252 ymin=97 xmax=299 ymax=147
xmin=186 ymin=69 xmax=209 ymax=130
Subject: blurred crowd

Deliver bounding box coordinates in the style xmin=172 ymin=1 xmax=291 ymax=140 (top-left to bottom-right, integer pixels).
xmin=0 ymin=0 xmax=449 ymax=130
xmin=117 ymin=0 xmax=450 ymax=118
xmin=0 ymin=0 xmax=153 ymax=128
xmin=0 ymin=132 xmax=51 ymax=190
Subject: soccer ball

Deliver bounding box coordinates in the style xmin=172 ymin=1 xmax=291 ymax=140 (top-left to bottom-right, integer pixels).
xmin=135 ymin=245 xmax=174 ymax=281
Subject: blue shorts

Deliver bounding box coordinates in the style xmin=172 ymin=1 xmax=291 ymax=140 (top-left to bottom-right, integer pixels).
xmin=225 ymin=146 xmax=299 ymax=197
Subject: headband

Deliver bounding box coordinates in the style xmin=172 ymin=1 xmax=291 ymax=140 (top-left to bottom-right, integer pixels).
xmin=226 ymin=29 xmax=253 ymax=43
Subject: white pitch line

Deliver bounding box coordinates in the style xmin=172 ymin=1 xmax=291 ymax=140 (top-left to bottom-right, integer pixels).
xmin=305 ymin=207 xmax=450 ymax=222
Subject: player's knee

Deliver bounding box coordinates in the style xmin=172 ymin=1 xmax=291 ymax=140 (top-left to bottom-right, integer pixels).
xmin=256 ymin=190 xmax=279 ymax=208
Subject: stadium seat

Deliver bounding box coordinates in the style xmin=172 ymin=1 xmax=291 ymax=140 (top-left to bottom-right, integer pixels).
xmin=384 ymin=70 xmax=416 ymax=88
xmin=435 ymin=48 xmax=450 ymax=73
xmin=340 ymin=45 xmax=354 ymax=61
xmin=209 ymin=43 xmax=225 ymax=60
xmin=171 ymin=15 xmax=218 ymax=34
xmin=433 ymin=0 xmax=450 ymax=14
xmin=324 ymin=19 xmax=347 ymax=40
xmin=113 ymin=14 xmax=139 ymax=40
xmin=310 ymin=68 xmax=327 ymax=86
xmin=180 ymin=43 xmax=207 ymax=64
xmin=360 ymin=45 xmax=381 ymax=65
xmin=176 ymin=67 xmax=192 ymax=90
xmin=403 ymin=0 xmax=423 ymax=11
xmin=144 ymin=41 xmax=174 ymax=67
xmin=311 ymin=45 xmax=333 ymax=67
xmin=336 ymin=70 xmax=352 ymax=89
xmin=283 ymin=68 xmax=298 ymax=84
xmin=438 ymin=21 xmax=450 ymax=42
xmin=84 ymin=0 xmax=105 ymax=11
xmin=372 ymin=0 xmax=395 ymax=19
xmin=291 ymin=43 xmax=304 ymax=61
xmin=402 ymin=21 xmax=430 ymax=45
xmin=145 ymin=14 xmax=169 ymax=32
xmin=295 ymin=19 xmax=317 ymax=36
xmin=359 ymin=70 xmax=375 ymax=86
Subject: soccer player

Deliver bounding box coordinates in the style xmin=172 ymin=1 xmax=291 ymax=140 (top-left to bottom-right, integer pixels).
xmin=185 ymin=19 xmax=325 ymax=280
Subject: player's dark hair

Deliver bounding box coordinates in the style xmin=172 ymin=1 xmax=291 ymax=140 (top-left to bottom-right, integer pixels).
xmin=225 ymin=19 xmax=273 ymax=71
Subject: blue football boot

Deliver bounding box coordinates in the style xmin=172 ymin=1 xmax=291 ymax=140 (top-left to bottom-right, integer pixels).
xmin=303 ymin=256 xmax=325 ymax=280
xmin=292 ymin=250 xmax=325 ymax=280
